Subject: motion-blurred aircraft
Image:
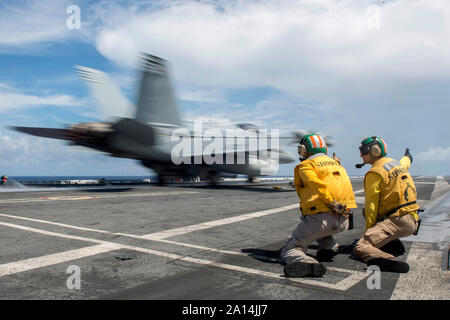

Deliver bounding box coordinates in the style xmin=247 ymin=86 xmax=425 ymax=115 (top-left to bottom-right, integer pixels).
xmin=12 ymin=54 xmax=331 ymax=184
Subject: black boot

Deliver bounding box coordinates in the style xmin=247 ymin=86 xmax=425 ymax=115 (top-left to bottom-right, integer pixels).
xmin=380 ymin=239 xmax=405 ymax=257
xmin=284 ymin=261 xmax=327 ymax=278
xmin=316 ymin=249 xmax=338 ymax=262
xmin=367 ymin=258 xmax=410 ymax=273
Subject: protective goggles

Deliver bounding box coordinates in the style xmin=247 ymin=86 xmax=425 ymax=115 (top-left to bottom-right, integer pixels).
xmin=359 ymin=144 xmax=371 ymax=155
xmin=359 ymin=137 xmax=377 ymax=155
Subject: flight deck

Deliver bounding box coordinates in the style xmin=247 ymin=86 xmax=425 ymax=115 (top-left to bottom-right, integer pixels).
xmin=0 ymin=177 xmax=448 ymax=300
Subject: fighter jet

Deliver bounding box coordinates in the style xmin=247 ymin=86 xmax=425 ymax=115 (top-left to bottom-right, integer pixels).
xmin=12 ymin=54 xmax=330 ymax=185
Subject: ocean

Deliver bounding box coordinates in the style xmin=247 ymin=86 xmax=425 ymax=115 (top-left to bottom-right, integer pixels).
xmin=7 ymin=176 xmax=156 ymax=182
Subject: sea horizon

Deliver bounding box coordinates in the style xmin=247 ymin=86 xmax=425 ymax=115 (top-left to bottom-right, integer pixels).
xmin=4 ymin=174 xmax=444 ymax=183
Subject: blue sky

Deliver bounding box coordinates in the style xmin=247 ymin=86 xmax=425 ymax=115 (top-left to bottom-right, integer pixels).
xmin=0 ymin=0 xmax=449 ymax=177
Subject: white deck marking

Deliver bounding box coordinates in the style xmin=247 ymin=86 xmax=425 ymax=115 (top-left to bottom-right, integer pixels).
xmin=353 ymin=188 xmax=364 ymax=195
xmin=415 ymin=182 xmax=438 ymax=185
xmin=430 ymin=177 xmax=450 ymax=201
xmin=0 ymin=220 xmax=367 ymax=291
xmin=141 ymin=204 xmax=299 ymax=240
xmin=391 ymin=178 xmax=450 ymax=299
xmin=390 ymin=242 xmax=450 ymax=300
xmin=0 ymin=191 xmax=198 ymax=204
xmin=0 ymin=243 xmax=121 ymax=277
xmin=0 ymin=213 xmax=124 ymax=235
xmin=0 ymin=213 xmax=253 ymax=257
xmin=0 ymin=221 xmax=105 ymax=244
xmin=0 ymin=212 xmax=251 ymax=258
xmin=119 ymin=242 xmax=368 ymax=291
xmin=0 ymin=213 xmax=143 ymax=238
xmin=355 ymin=196 xmax=365 ymax=204
xmin=0 ymin=178 xmax=437 ymax=293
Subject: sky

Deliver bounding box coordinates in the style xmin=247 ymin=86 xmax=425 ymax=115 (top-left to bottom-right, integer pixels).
xmin=0 ymin=0 xmax=449 ymax=177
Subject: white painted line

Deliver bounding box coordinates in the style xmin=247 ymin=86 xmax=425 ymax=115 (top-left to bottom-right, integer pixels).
xmin=40 ymin=196 xmax=99 ymax=200
xmin=0 ymin=220 xmax=367 ymax=291
xmin=141 ymin=204 xmax=299 ymax=240
xmin=415 ymin=182 xmax=438 ymax=185
xmin=0 ymin=212 xmax=367 ymax=266
xmin=0 ymin=213 xmax=125 ymax=236
xmin=0 ymin=203 xmax=299 ymax=249
xmin=0 ymin=221 xmax=104 ymax=244
xmin=155 ymin=239 xmax=249 ymax=257
xmin=355 ymin=196 xmax=365 ymax=205
xmin=0 ymin=243 xmax=121 ymax=277
xmin=333 ymin=269 xmax=370 ymax=290
xmin=120 ymin=243 xmax=368 ymax=291
xmin=0 ymin=191 xmax=198 ymax=204
xmin=390 ymin=242 xmax=450 ymax=300
xmin=0 ymin=213 xmax=249 ymax=257
xmin=430 ymin=178 xmax=450 ymax=202
xmin=353 ymin=188 xmax=365 ymax=195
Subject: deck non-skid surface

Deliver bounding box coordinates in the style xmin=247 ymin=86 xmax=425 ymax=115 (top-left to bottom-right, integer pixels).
xmin=0 ymin=178 xmax=448 ymax=300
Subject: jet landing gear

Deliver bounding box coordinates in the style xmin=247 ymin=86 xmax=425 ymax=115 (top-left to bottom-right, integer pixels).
xmin=156 ymin=174 xmax=167 ymax=186
xmin=248 ymin=176 xmax=261 ymax=183
xmin=208 ymin=175 xmax=220 ymax=186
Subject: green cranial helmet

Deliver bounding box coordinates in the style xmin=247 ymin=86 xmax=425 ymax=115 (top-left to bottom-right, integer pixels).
xmin=359 ymin=136 xmax=387 ymax=157
xmin=300 ymin=134 xmax=328 ymax=155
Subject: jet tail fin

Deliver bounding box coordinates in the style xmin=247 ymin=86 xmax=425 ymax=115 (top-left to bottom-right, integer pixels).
xmin=75 ymin=65 xmax=134 ymax=119
xmin=135 ymin=54 xmax=181 ymax=126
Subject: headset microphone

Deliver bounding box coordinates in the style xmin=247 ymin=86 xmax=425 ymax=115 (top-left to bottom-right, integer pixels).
xmin=355 ymin=163 xmax=365 ymax=169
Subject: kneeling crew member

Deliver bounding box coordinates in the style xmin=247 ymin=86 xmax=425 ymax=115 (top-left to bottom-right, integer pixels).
xmin=281 ymin=134 xmax=356 ymax=278
xmin=353 ymin=137 xmax=419 ymax=273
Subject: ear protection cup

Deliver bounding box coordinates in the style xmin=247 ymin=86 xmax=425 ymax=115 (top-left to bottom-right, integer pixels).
xmin=360 ymin=136 xmax=387 ymax=157
xmin=370 ymin=144 xmax=381 ymax=157
xmin=298 ymin=144 xmax=307 ymax=157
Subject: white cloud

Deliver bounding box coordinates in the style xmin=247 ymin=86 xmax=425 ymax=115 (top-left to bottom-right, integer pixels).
xmin=0 ymin=83 xmax=88 ymax=113
xmin=184 ymin=115 xmax=236 ymax=128
xmin=94 ymin=0 xmax=450 ymax=93
xmin=2 ymin=0 xmax=450 ymax=176
xmin=0 ymin=82 xmax=14 ymax=90
xmin=416 ymin=146 xmax=450 ymax=162
xmin=0 ymin=0 xmax=76 ymax=48
xmin=92 ymin=0 xmax=450 ymax=174
xmin=179 ymin=88 xmax=226 ymax=103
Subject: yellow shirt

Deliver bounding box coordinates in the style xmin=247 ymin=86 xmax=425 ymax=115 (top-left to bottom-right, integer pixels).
xmin=364 ymin=156 xmax=419 ymax=229
xmin=295 ymin=154 xmax=356 ymax=215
